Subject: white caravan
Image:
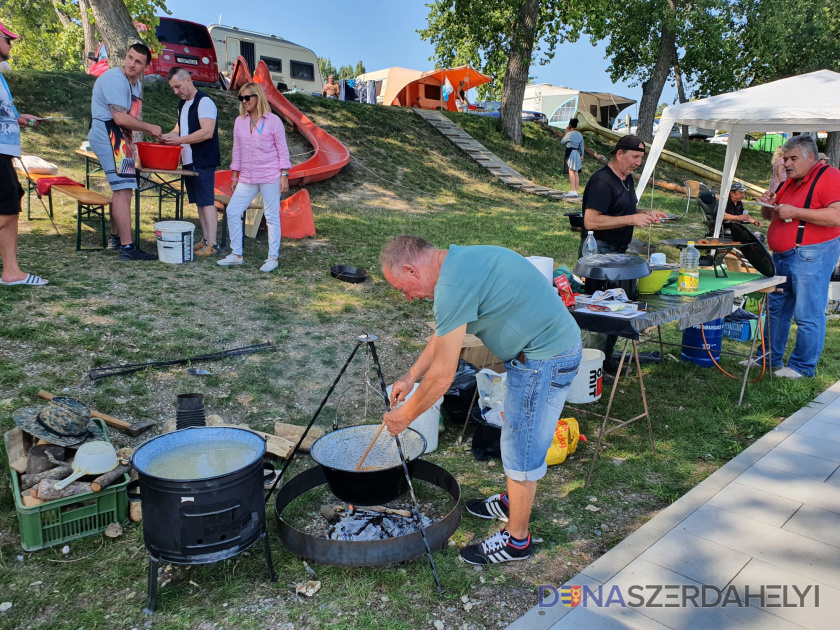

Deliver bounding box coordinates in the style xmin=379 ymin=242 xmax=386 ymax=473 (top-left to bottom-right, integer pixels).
xmin=208 ymin=24 xmax=324 ymax=92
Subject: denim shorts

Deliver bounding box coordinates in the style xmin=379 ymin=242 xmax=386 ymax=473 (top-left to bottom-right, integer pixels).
xmin=501 ymin=340 xmax=582 ymax=482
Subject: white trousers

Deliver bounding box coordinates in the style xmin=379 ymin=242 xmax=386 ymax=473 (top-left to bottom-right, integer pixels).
xmin=226 ymin=178 xmax=281 ymax=258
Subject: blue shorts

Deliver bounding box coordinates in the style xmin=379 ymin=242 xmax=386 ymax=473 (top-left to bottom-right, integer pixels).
xmin=183 ymin=164 xmax=217 ymax=207
xmin=501 ymin=341 xmax=582 ymax=482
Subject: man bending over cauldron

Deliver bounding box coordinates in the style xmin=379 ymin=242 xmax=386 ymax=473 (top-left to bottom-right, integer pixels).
xmin=381 ymin=235 xmax=582 ymax=564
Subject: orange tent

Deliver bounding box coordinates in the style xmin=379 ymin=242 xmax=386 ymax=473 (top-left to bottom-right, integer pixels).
xmin=378 ymin=65 xmax=492 ymax=111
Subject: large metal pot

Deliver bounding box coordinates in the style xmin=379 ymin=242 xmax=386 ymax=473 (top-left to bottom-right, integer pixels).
xmin=575 ymin=253 xmax=651 ymax=301
xmin=131 ymin=427 xmax=268 ymax=564
xmin=309 ymin=425 xmax=426 ymax=506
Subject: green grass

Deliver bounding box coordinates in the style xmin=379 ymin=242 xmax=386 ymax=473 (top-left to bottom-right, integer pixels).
xmin=1 ymin=70 xmax=839 ymax=629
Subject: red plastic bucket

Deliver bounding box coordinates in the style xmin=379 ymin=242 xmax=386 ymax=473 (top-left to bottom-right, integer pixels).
xmin=136 ymin=142 xmax=181 ymax=170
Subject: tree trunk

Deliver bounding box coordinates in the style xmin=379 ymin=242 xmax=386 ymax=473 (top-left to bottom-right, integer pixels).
xmin=50 ymin=0 xmax=74 ymax=27
xmin=637 ymin=23 xmax=675 ymax=143
xmin=86 ymin=0 xmax=140 ymax=66
xmin=79 ymin=0 xmax=98 ymax=71
xmin=672 ymin=57 xmax=689 ymax=153
xmin=827 ymin=132 xmax=840 ymax=168
xmin=500 ymin=0 xmax=540 ymax=146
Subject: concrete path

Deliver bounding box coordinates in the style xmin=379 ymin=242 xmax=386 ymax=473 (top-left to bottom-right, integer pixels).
xmin=509 ymin=381 xmax=840 ymax=630
xmin=412 ymin=109 xmax=580 ymax=204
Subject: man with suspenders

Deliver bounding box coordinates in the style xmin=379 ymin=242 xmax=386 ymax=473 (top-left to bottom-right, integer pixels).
xmin=757 ymin=135 xmax=840 ymax=378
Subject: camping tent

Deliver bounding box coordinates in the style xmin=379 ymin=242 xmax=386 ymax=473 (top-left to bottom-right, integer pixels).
xmin=751 ymin=133 xmax=786 ymax=152
xmin=358 ymin=65 xmax=491 ymax=111
xmin=523 ymin=83 xmax=635 ymax=129
xmin=636 ymin=70 xmax=840 ymax=237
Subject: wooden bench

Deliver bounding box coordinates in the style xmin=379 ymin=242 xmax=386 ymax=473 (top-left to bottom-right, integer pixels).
xmin=49 ymin=185 xmax=111 ymax=251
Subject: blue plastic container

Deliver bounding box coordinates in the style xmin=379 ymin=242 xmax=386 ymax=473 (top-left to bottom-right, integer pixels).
xmin=681 ymin=318 xmax=724 ymax=367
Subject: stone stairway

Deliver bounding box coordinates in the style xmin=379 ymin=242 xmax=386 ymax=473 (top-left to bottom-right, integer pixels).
xmin=413 ymin=108 xmax=579 ymax=203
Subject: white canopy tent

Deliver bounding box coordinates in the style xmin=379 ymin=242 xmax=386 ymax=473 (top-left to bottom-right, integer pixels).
xmin=636 ymin=70 xmax=840 ymax=237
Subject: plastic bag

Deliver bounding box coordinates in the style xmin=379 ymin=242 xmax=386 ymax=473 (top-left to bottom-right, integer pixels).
xmin=440 ymin=360 xmax=479 ymax=425
xmin=470 ymin=405 xmax=501 ymax=461
xmin=545 ymin=418 xmax=586 ymax=466
xmin=475 ymin=369 xmax=506 ymax=428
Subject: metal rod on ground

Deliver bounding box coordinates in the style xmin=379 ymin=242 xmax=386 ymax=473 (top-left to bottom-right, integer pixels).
xmin=89 ymin=342 xmax=277 ymax=380
xmin=367 ymin=337 xmax=444 ymax=595
xmin=356 ymin=421 xmax=386 ymax=470
xmin=264 ymin=339 xmax=364 ymax=504
xmin=17 ymin=159 xmax=62 ymax=237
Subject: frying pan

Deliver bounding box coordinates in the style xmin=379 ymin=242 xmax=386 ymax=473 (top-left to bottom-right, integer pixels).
xmin=330 ymin=265 xmax=369 ymax=283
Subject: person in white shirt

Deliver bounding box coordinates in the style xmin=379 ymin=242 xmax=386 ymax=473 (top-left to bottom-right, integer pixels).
xmin=162 ymin=67 xmax=221 ymax=256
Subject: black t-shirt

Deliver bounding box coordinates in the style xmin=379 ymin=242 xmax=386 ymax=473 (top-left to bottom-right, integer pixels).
xmin=581 ymin=165 xmax=638 ymax=246
xmin=725 ymin=197 xmax=744 ymax=216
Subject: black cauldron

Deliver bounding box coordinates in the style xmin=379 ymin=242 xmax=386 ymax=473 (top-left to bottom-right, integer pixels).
xmin=309 ymin=425 xmax=426 ymax=505
xmin=131 ymin=427 xmax=277 ymax=613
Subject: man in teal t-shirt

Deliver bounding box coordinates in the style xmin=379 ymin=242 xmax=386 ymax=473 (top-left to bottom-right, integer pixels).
xmin=381 ymin=235 xmax=582 ymax=565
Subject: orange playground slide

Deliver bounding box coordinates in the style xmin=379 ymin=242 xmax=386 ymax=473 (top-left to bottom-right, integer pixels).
xmin=229 ymin=56 xmax=350 ymax=187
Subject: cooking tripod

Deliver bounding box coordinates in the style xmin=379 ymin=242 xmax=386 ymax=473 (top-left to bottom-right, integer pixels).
xmin=265 ymin=334 xmax=444 ymax=595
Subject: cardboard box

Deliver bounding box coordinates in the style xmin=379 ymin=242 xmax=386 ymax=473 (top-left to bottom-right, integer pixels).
xmin=425 ymin=322 xmax=505 ymax=372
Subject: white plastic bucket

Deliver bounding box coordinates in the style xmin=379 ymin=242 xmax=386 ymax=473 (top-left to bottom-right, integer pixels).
xmin=154 ymin=221 xmax=195 ymax=264
xmin=566 ymin=349 xmax=605 ymax=404
xmin=385 ymin=383 xmax=443 ymax=453
xmin=526 ymin=256 xmax=554 ymax=282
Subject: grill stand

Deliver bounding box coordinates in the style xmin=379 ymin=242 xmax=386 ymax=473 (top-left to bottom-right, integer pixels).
xmin=263 ymin=333 xmax=445 ymax=595
xmin=142 ymin=531 xmax=277 ymax=614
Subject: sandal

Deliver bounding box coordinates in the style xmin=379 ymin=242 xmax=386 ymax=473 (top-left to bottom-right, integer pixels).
xmin=0 ymin=273 xmax=49 ymax=286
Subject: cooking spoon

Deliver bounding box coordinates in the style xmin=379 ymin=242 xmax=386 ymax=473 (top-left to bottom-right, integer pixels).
xmin=355 ymin=421 xmax=387 ymax=470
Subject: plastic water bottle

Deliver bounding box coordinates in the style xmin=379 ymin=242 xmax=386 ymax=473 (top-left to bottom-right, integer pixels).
xmin=584 ymin=231 xmax=598 ymax=258
xmin=679 ymin=242 xmax=700 ymax=293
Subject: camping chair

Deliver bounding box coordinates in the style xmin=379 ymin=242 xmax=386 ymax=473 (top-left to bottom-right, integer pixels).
xmin=697 ymin=190 xmax=722 ymax=236
xmin=684 ymin=180 xmax=713 ymax=215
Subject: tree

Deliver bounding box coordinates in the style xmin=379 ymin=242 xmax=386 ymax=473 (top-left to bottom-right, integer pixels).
xmin=737 ymin=0 xmax=840 ymax=165
xmin=420 ymin=0 xmax=587 ymax=145
xmin=586 ymin=0 xmax=739 ymax=142
xmin=318 ymin=57 xmax=337 ymax=80
xmin=2 ymin=0 xmax=166 ymax=72
xmin=86 ymin=0 xmax=141 ymax=64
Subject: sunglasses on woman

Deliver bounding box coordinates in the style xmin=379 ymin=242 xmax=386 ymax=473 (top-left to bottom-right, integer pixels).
xmin=238 ymin=94 xmax=254 ymax=102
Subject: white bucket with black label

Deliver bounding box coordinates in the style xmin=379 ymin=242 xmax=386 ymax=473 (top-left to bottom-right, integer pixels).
xmin=566 ymin=349 xmax=605 ymax=404
xmin=154 ymin=221 xmax=195 ymax=264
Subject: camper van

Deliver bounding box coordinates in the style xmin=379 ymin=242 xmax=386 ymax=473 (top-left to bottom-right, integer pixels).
xmin=208 ymin=24 xmax=323 ymax=92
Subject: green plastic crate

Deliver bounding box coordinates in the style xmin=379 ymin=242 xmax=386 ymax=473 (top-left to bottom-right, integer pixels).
xmin=4 ymin=419 xmax=129 ymax=551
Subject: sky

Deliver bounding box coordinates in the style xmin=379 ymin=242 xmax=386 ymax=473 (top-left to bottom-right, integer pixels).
xmin=165 ymin=0 xmax=678 ymax=119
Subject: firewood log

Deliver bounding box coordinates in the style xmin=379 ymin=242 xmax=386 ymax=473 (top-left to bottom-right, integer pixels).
xmin=35 ymin=479 xmax=92 ymax=501
xmin=7 ymin=427 xmax=29 ymax=474
xmin=130 ymin=501 xmax=142 ymax=522
xmin=21 ymin=465 xmax=72 ymax=491
xmin=90 ymin=465 xmax=130 ymax=492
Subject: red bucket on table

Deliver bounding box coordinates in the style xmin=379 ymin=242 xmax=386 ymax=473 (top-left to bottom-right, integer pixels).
xmin=136 ymin=142 xmax=181 ymax=170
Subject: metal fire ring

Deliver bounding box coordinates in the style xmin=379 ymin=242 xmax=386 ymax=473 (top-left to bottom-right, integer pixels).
xmin=274 ymin=459 xmax=462 ymax=566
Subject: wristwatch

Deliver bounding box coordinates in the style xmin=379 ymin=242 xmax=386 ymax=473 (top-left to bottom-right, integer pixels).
xmin=281 ymin=170 xmax=289 ymax=177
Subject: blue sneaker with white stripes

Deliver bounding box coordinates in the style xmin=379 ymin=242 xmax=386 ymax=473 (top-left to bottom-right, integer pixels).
xmin=466 ymin=491 xmax=510 ymax=521
xmin=460 ymin=529 xmax=532 ymax=565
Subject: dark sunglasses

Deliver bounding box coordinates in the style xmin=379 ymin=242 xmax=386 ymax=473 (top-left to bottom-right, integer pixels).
xmin=1 ymin=36 xmax=12 ymax=45
xmin=238 ymin=94 xmax=254 ymax=102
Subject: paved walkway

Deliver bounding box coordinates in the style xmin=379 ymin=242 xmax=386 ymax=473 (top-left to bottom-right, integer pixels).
xmin=509 ymin=381 xmax=840 ymax=630
xmin=412 ymin=109 xmax=580 ymax=204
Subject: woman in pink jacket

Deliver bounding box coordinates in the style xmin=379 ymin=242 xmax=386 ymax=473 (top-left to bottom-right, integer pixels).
xmin=218 ymin=82 xmax=291 ymax=272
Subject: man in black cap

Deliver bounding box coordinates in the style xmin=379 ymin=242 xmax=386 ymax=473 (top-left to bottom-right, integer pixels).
xmin=580 ymin=135 xmax=668 ymax=255
xmin=580 ymin=135 xmax=667 ymax=374
xmin=724 ymin=182 xmax=761 ymax=227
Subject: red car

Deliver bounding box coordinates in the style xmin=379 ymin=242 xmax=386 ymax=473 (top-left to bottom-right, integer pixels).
xmin=88 ymin=18 xmax=218 ymax=86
